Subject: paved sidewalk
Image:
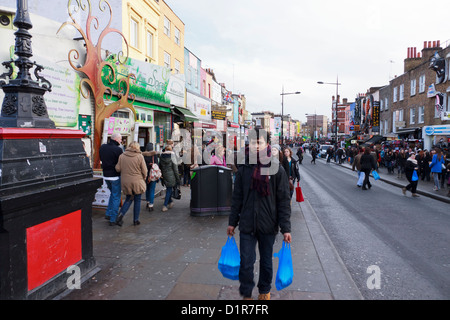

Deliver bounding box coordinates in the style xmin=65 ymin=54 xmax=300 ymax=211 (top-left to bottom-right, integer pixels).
xmin=62 ymin=184 xmax=362 ymax=300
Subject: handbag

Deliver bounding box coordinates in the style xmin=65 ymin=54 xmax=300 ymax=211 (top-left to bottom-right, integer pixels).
xmin=289 ymin=177 xmax=294 ymax=191
xmin=295 ymin=182 xmax=304 ymax=202
xmin=148 ymin=163 xmax=162 ymax=183
xmin=274 ymin=241 xmax=294 ymax=291
xmin=411 ymin=170 xmax=419 ymax=182
xmin=372 ymin=170 xmax=380 ymax=180
xmin=218 ymin=236 xmax=240 ymax=280
xmin=172 ymin=185 xmax=181 ymax=200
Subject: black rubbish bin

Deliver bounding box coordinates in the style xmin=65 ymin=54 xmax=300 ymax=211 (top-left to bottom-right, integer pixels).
xmin=190 ymin=165 xmax=232 ymax=217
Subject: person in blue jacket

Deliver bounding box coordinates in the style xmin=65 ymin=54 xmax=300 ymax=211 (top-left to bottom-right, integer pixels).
xmin=429 ymin=148 xmax=445 ymax=191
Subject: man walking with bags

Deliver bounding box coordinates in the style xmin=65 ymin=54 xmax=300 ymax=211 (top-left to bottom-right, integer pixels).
xmin=227 ymin=129 xmax=291 ymax=300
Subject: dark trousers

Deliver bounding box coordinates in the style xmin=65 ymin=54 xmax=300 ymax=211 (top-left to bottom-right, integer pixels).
xmin=405 ymin=179 xmax=418 ymax=193
xmin=239 ymin=232 xmax=276 ymax=298
xmin=362 ymin=169 xmax=372 ymax=188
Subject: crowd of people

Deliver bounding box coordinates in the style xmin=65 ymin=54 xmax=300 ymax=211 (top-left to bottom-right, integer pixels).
xmin=98 ymin=132 xmax=302 ymax=227
xmin=303 ymin=141 xmax=450 ymax=197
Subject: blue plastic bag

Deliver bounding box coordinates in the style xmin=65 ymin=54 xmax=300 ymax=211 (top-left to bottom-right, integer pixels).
xmin=218 ymin=236 xmax=240 ymax=280
xmin=372 ymin=170 xmax=380 ymax=180
xmin=412 ymin=170 xmax=419 ymax=182
xmin=274 ymin=241 xmax=293 ymax=291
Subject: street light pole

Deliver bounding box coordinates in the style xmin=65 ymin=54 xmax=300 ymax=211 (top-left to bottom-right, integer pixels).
xmin=318 ymin=78 xmax=341 ymax=147
xmin=280 ymin=87 xmax=301 ymax=146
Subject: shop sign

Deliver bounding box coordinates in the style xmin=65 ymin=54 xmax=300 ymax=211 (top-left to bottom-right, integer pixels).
xmin=107 ymin=117 xmax=132 ymax=135
xmin=103 ymin=55 xmax=171 ymax=106
xmin=78 ymin=114 xmax=92 ymax=136
xmin=211 ymin=111 xmax=227 ymax=120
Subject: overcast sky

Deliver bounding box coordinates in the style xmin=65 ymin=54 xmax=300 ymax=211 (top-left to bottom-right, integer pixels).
xmin=165 ymin=0 xmax=450 ymax=123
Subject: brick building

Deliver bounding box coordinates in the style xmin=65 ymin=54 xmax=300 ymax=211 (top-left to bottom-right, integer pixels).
xmin=381 ymin=40 xmax=450 ymax=149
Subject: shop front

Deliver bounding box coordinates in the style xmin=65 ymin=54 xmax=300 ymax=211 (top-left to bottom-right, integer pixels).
xmin=422 ymin=124 xmax=450 ymax=151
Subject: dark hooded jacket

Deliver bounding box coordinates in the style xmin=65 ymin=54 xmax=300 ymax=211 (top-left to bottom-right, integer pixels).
xmin=229 ymin=148 xmax=291 ymax=235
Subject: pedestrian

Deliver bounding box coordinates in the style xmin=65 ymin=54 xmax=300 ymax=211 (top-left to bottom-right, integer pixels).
xmin=99 ymin=132 xmax=123 ymax=226
xmin=429 ymin=148 xmax=445 ymax=191
xmin=159 ymin=145 xmax=181 ymax=212
xmin=352 ymin=147 xmax=364 ymax=187
xmin=227 ymin=129 xmax=291 ymax=301
xmin=296 ymin=146 xmax=303 ymax=164
xmin=311 ymin=146 xmax=317 ymax=164
xmin=115 ymin=142 xmax=148 ymax=226
xmin=210 ymin=145 xmax=227 ymax=166
xmin=360 ymin=147 xmax=377 ymax=190
xmin=143 ymin=142 xmax=160 ymax=211
xmin=402 ymin=153 xmax=420 ymax=197
xmin=326 ymin=146 xmax=332 ymax=163
xmin=396 ymin=149 xmax=407 ymax=179
xmin=282 ymin=147 xmax=300 ymax=199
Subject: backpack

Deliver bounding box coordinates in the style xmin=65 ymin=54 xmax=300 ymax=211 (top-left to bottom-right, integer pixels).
xmin=148 ymin=163 xmax=162 ymax=182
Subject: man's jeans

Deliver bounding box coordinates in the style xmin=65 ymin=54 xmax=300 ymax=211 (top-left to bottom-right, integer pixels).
xmin=105 ymin=178 xmax=121 ymax=223
xmin=239 ymin=232 xmax=276 ymax=298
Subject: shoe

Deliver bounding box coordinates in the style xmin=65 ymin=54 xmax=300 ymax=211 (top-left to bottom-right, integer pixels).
xmin=168 ymin=202 xmax=175 ymax=209
xmin=162 ymin=206 xmax=168 ymax=212
xmin=258 ymin=293 xmax=270 ymax=300
xmin=147 ymin=203 xmax=153 ymax=211
xmin=116 ymin=214 xmax=124 ymax=226
xmin=402 ymin=187 xmax=406 ymax=195
xmin=368 ymin=184 xmax=372 ymax=189
xmin=133 ymin=220 xmax=140 ymax=226
xmin=412 ymin=193 xmax=420 ymax=198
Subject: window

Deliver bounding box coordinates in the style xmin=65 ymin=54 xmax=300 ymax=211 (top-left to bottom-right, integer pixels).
xmin=419 ymin=75 xmax=426 ymax=93
xmin=164 ymin=16 xmax=171 ymax=37
xmin=130 ymin=18 xmax=139 ymax=48
xmin=399 ymin=84 xmax=404 ymax=101
xmin=164 ymin=52 xmax=171 ymax=68
xmin=174 ymin=59 xmax=180 ymax=74
xmin=393 ymin=87 xmax=398 ymax=102
xmin=380 ymin=99 xmax=384 ymax=111
xmin=410 ymin=79 xmax=416 ymax=96
xmin=385 ymin=97 xmax=388 ymax=110
xmin=146 ymin=30 xmax=153 ymax=58
xmin=418 ymin=106 xmax=424 ymax=123
xmin=174 ymin=27 xmax=180 ymax=45
xmin=384 ymin=120 xmax=388 ymax=134
xmin=410 ymin=108 xmax=415 ymax=124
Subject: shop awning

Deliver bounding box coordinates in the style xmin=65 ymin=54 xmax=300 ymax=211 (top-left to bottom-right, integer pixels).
xmin=173 ymin=106 xmax=199 ymax=122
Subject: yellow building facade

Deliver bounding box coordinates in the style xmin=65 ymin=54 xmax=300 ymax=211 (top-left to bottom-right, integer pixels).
xmin=158 ymin=0 xmax=185 ymax=74
xmin=121 ymin=0 xmax=184 ymax=74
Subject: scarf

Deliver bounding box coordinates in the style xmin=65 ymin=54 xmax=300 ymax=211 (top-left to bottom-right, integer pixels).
xmin=246 ymin=145 xmax=272 ymax=197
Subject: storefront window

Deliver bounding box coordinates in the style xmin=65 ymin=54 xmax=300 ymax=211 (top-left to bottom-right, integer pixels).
xmin=154 ymin=111 xmax=171 ymax=146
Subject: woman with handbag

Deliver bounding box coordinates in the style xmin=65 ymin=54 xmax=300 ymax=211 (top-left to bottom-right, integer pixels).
xmin=159 ymin=145 xmax=181 ymax=212
xmin=282 ymin=147 xmax=300 ymax=199
xmin=115 ymin=142 xmax=148 ymax=226
xmin=402 ymin=153 xmax=420 ymax=197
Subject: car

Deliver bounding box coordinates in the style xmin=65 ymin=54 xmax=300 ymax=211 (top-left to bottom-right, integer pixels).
xmin=319 ymin=145 xmax=331 ymax=158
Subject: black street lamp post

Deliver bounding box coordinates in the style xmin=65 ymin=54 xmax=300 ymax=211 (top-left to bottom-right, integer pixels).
xmin=280 ymin=87 xmax=301 ymax=146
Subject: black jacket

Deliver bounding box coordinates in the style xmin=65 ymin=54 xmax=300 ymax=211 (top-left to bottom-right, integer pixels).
xmin=360 ymin=154 xmax=376 ymax=171
xmin=282 ymin=158 xmax=300 ymax=182
xmin=229 ymin=163 xmax=291 ymax=235
xmin=99 ymin=140 xmax=123 ymax=177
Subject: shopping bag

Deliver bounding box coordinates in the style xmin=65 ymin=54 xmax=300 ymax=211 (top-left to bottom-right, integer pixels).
xmin=357 ymin=171 xmax=365 ymax=186
xmin=218 ymin=236 xmax=240 ymax=280
xmin=274 ymin=241 xmax=294 ymax=291
xmin=295 ymin=182 xmax=304 ymax=202
xmin=172 ymin=185 xmax=181 ymax=200
xmin=372 ymin=170 xmax=380 ymax=180
xmin=412 ymin=170 xmax=419 ymax=182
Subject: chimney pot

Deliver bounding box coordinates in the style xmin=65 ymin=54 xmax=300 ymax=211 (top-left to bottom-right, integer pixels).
xmin=413 ymin=47 xmax=417 ymax=58
xmin=428 ymin=41 xmax=432 ymax=48
xmin=424 ymin=41 xmax=427 ymax=49
xmin=437 ymin=40 xmax=441 ymax=47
